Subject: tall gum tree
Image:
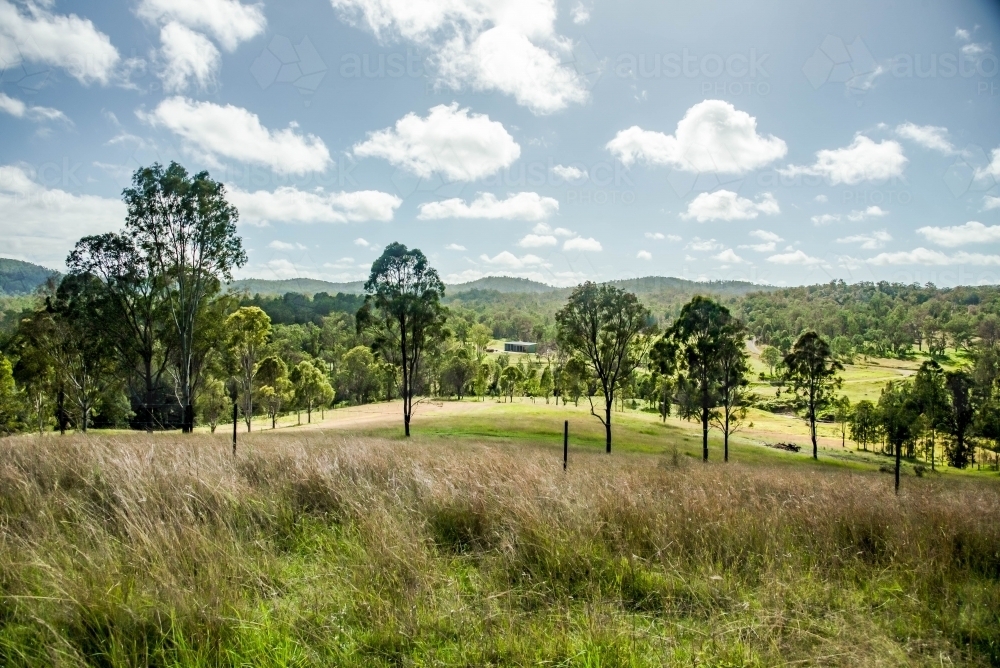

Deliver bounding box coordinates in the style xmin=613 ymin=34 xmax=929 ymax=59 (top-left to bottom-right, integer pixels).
xmin=783 ymin=331 xmax=843 ymax=460
xmin=555 ymin=282 xmax=653 ymax=453
xmin=357 ymin=243 xmax=446 ymax=437
xmin=123 ymin=162 xmax=245 ymax=433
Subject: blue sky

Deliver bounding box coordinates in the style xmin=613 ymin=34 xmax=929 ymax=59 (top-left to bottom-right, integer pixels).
xmin=2 ymin=0 xmax=1000 ymax=287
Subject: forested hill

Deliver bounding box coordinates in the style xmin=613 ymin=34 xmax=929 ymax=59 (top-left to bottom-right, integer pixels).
xmin=229 ymin=278 xmax=365 ymax=296
xmin=449 ymin=276 xmax=557 ymax=293
xmin=0 ymin=258 xmax=58 ymax=296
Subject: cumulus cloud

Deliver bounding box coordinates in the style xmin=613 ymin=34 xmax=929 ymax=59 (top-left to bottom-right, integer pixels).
xmin=714 ymin=249 xmax=745 ymax=264
xmin=140 ymin=97 xmax=331 ymax=173
xmin=563 ymin=236 xmax=602 ymax=252
xmin=780 ymin=135 xmax=907 ymax=185
xmin=228 ymin=185 xmax=402 ymax=225
xmin=681 ymin=190 xmax=779 ymax=222
xmin=645 ymin=232 xmax=665 ymax=240
xmin=814 ymin=194 xmax=828 ymax=203
xmin=606 ymin=100 xmax=787 ymax=175
xmin=551 ymin=164 xmax=586 ymax=181
xmin=137 ymin=0 xmax=266 ymax=51
xmin=354 ymin=237 xmax=370 ymax=247
xmin=158 ymin=22 xmax=221 ymax=93
xmin=354 ymin=103 xmax=519 ymax=181
xmin=268 ymin=240 xmax=306 ymax=251
xmin=836 ymin=230 xmax=891 ymax=250
xmin=479 ymin=251 xmax=548 ymax=268
xmin=517 ymin=234 xmax=557 ymax=248
xmin=916 ymin=221 xmax=1000 ymax=247
xmin=895 ymin=123 xmax=955 ymax=154
xmin=330 ymin=0 xmax=588 ymax=114
xmin=0 ymin=165 xmax=125 ymax=265
xmin=533 ymin=222 xmax=575 ymax=236
xmin=0 ymin=92 xmax=69 ymax=124
xmin=571 ymin=2 xmax=590 ymax=24
xmin=0 ymin=0 xmax=121 ymax=85
xmin=811 ymin=205 xmax=888 ymax=225
xmin=956 ymin=27 xmax=971 ymax=41
xmin=686 ymin=237 xmax=722 ymax=252
xmin=976 ymin=148 xmax=1000 ymax=182
xmin=868 ymin=248 xmax=1000 ymax=266
xmin=750 ymin=229 xmax=782 ymax=242
xmin=417 ymin=192 xmax=557 ymax=220
xmin=983 ymin=196 xmax=1000 ymax=211
xmin=445 ymin=243 xmax=466 ymax=251
xmin=766 ymin=250 xmax=825 ymax=266
xmin=637 ymin=250 xmax=652 ymax=260
xmin=740 ymin=230 xmax=783 ymax=252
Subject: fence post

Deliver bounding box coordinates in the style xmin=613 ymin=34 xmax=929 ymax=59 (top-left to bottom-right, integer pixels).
xmin=563 ymin=420 xmax=568 ymax=471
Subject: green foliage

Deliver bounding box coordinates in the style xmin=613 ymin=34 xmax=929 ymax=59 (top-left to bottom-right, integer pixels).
xmin=0 ymin=257 xmax=57 ymax=296
xmin=240 ymin=291 xmax=365 ymax=325
xmin=0 ymin=353 xmax=23 ymax=434
xmin=783 ymin=332 xmax=844 ymax=459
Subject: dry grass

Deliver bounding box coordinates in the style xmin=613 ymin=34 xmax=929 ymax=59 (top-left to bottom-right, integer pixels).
xmin=0 ymin=429 xmax=998 ymax=666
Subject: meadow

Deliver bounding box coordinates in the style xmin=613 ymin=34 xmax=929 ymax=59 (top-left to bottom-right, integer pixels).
xmin=0 ymin=397 xmax=998 ymax=667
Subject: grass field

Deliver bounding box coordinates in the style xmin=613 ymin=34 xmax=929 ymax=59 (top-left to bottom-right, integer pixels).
xmin=1 ymin=397 xmax=999 ymax=666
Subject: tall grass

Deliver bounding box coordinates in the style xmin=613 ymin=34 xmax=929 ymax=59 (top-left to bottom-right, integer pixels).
xmin=0 ymin=430 xmax=998 ymax=666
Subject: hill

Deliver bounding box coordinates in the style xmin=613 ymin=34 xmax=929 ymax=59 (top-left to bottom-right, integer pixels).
xmin=448 ymin=276 xmax=557 ymax=294
xmin=0 ymin=258 xmax=58 ymax=296
xmin=228 ymin=278 xmax=365 ymax=296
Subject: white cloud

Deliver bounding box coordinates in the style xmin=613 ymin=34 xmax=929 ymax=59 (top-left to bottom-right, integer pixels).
xmin=563 ymin=236 xmax=602 ymax=252
xmin=551 ymin=164 xmax=586 ymax=181
xmin=417 ymin=191 xmax=557 ymax=220
xmin=330 ymin=0 xmax=588 ymax=114
xmin=686 ymin=237 xmax=721 ymax=252
xmin=268 ymin=240 xmax=306 ymax=251
xmin=750 ymin=229 xmax=782 ymax=242
xmin=158 ymin=22 xmax=221 ymax=93
xmin=976 ymin=148 xmax=1000 ymax=181
xmin=445 ymin=243 xmax=466 ymax=251
xmin=956 ymin=28 xmax=970 ymax=41
xmin=479 ymin=251 xmax=548 ymax=268
xmin=140 ymin=97 xmax=331 ymax=173
xmin=645 ymin=232 xmax=665 ymax=240
xmin=571 ymin=2 xmax=590 ymax=24
xmin=740 ymin=242 xmax=776 ymax=252
xmin=681 ymin=190 xmax=779 ymax=222
xmin=767 ymin=250 xmax=825 ymax=266
xmin=354 ymin=237 xmax=370 ymax=247
xmin=895 ymin=123 xmax=955 ymax=154
xmin=0 ymin=165 xmax=125 ymax=265
xmin=961 ymin=42 xmax=991 ymax=57
xmin=517 ymin=234 xmax=557 ymax=248
xmin=868 ymin=248 xmax=1000 ymax=266
xmin=666 ymin=234 xmax=682 ymax=242
xmin=637 ymin=250 xmax=652 ymax=260
xmin=353 ymin=103 xmax=519 ymax=181
xmin=814 ymin=194 xmax=828 ymax=203
xmin=780 ymin=135 xmax=908 ymax=185
xmin=0 ymin=92 xmax=69 ymax=124
xmin=714 ymin=249 xmax=745 ymax=264
xmin=916 ymin=221 xmax=1000 ymax=247
xmin=836 ymin=230 xmax=892 ymax=250
xmin=533 ymin=222 xmax=575 ymax=236
xmin=229 ymin=186 xmax=402 ymax=225
xmin=606 ymin=100 xmax=787 ymax=175
xmin=848 ymin=205 xmax=888 ymax=221
xmin=136 ymin=0 xmax=266 ymax=51
xmin=0 ymin=0 xmax=120 ymax=85
xmin=984 ymin=196 xmax=1000 ymax=211
xmin=812 ymin=206 xmax=888 ymax=225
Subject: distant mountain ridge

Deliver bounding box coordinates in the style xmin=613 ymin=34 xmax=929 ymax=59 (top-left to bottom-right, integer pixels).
xmin=228 ymin=278 xmax=366 ymax=296
xmin=0 ymin=258 xmax=59 ymax=296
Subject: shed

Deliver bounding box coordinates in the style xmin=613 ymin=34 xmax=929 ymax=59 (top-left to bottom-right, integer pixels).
xmin=503 ymin=341 xmax=537 ymax=353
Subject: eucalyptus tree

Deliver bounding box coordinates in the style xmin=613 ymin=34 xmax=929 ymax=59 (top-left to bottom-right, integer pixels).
xmin=225 ymin=306 xmax=271 ymax=431
xmin=911 ymin=360 xmax=948 ymax=470
xmin=357 ymin=243 xmax=446 ymax=436
xmin=712 ymin=319 xmax=751 ymax=462
xmin=877 ymin=381 xmax=920 ymax=493
xmin=942 ymin=370 xmax=976 ymax=468
xmin=123 ymin=162 xmax=246 ymax=432
xmin=783 ymin=331 xmax=844 ymax=460
xmin=654 ymin=296 xmax=735 ymax=462
xmin=556 ymin=282 xmax=654 ymax=453
xmin=67 ymin=231 xmax=171 ymax=430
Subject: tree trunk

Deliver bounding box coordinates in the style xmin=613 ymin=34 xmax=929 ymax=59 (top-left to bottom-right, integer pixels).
xmin=605 ymin=399 xmax=612 ymax=454
xmin=809 ymin=405 xmax=818 ymax=460
xmin=724 ymin=410 xmax=730 ymax=462
xmin=701 ymin=384 xmax=710 ymax=462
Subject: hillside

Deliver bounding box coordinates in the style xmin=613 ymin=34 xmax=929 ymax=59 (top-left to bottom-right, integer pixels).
xmin=0 ymin=258 xmax=58 ymax=296
xmin=228 ymin=278 xmax=366 ymax=296
xmin=448 ymin=276 xmax=557 ymax=293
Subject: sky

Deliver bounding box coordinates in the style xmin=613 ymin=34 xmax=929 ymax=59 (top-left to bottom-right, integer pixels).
xmin=1 ymin=0 xmax=1000 ymax=288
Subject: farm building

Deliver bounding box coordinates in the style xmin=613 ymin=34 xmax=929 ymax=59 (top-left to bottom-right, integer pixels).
xmin=504 ymin=341 xmax=537 ymax=353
